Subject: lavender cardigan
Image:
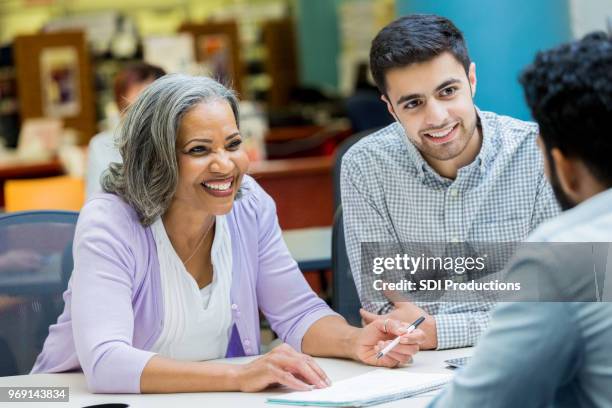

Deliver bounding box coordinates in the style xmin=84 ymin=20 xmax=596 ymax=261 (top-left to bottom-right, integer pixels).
xmin=31 ymin=176 xmax=337 ymax=393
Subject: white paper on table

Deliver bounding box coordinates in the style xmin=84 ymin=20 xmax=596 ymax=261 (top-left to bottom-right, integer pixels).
xmin=267 ymin=369 xmax=453 ymax=407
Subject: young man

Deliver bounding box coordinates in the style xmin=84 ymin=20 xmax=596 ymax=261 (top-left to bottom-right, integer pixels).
xmin=431 ymin=31 xmax=612 ymax=407
xmin=341 ymin=14 xmax=559 ymax=350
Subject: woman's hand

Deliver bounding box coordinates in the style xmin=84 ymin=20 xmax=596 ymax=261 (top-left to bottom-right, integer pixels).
xmin=351 ymin=316 xmax=425 ymax=367
xmin=236 ymin=343 xmax=332 ymax=392
xmin=360 ymin=303 xmax=438 ymax=349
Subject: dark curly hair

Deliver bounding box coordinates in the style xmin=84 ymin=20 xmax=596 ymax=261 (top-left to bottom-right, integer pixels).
xmin=369 ymin=14 xmax=471 ymax=94
xmin=520 ymin=32 xmax=612 ymax=187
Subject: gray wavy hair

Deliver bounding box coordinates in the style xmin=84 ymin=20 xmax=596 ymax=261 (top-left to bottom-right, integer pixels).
xmin=101 ymin=74 xmax=240 ymax=226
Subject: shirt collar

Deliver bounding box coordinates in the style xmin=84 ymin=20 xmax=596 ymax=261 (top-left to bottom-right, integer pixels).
xmin=474 ymin=107 xmax=500 ymax=173
xmin=529 ymin=187 xmax=612 ymax=242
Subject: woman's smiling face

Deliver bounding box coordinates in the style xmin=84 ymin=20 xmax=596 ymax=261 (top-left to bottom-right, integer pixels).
xmin=173 ymin=99 xmax=249 ymax=215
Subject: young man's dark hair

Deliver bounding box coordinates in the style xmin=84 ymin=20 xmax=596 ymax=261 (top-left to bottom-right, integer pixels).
xmin=369 ymin=14 xmax=471 ymax=94
xmin=520 ymin=32 xmax=612 ymax=190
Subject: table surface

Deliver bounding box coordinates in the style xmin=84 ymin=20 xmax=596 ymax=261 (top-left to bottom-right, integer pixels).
xmin=282 ymin=227 xmax=331 ymax=271
xmin=0 ymin=348 xmax=472 ymax=408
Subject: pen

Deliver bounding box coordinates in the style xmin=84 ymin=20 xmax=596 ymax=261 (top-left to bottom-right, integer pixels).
xmin=376 ymin=316 xmax=426 ymax=360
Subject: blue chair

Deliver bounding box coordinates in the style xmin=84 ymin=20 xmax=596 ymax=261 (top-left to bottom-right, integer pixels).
xmin=0 ymin=210 xmax=78 ymax=376
xmin=345 ymin=90 xmax=394 ymax=134
xmin=332 ymin=129 xmax=380 ymax=326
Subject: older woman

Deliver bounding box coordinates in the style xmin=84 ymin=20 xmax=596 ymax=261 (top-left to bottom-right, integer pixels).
xmin=31 ymin=75 xmax=424 ymax=393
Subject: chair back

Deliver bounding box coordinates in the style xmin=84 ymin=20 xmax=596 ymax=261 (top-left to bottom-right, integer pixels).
xmin=345 ymin=90 xmax=394 ymax=133
xmin=0 ymin=210 xmax=78 ymax=376
xmin=332 ymin=128 xmax=381 ymax=210
xmin=332 ymin=206 xmax=362 ymax=325
xmin=331 ymin=129 xmax=380 ymax=325
xmin=4 ymin=176 xmax=84 ymax=212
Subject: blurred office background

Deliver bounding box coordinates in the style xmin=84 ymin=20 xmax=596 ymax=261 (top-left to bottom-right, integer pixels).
xmin=0 ymin=0 xmax=610 ymax=183
xmin=0 ymin=0 xmax=610 ymax=376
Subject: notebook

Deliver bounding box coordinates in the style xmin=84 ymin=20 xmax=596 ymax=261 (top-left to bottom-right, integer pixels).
xmin=266 ymin=369 xmax=452 ymax=407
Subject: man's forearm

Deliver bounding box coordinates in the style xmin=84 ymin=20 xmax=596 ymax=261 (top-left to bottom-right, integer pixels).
xmin=434 ymin=310 xmax=491 ymax=350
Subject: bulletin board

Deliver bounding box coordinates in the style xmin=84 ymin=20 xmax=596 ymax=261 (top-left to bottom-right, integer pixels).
xmin=13 ymin=31 xmax=96 ymax=145
xmin=180 ymin=21 xmax=243 ymax=94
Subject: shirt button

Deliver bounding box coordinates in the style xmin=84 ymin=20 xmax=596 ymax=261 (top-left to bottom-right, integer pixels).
xmin=243 ymin=339 xmax=250 ymax=346
xmin=231 ymin=304 xmax=238 ymax=310
xmin=449 ymin=189 xmax=458 ymax=197
xmin=245 ymin=348 xmax=252 ymax=353
xmin=450 ymin=237 xmax=460 ymax=243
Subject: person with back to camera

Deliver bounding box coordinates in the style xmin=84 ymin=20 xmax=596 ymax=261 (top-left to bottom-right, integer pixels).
xmin=31 ymin=74 xmax=425 ymax=393
xmin=430 ymin=31 xmax=612 ymax=408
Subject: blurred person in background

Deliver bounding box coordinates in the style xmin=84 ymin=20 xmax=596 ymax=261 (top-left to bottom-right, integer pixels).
xmin=345 ymin=62 xmax=394 ymax=133
xmin=86 ymin=62 xmax=165 ymax=197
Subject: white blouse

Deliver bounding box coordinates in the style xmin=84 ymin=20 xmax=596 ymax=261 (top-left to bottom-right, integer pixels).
xmin=149 ymin=215 xmax=233 ymax=361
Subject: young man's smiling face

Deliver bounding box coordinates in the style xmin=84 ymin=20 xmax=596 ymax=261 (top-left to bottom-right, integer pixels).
xmin=382 ymin=52 xmax=481 ymax=176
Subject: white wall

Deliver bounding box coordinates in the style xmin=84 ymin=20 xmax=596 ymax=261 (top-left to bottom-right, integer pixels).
xmin=570 ymin=0 xmax=612 ymax=38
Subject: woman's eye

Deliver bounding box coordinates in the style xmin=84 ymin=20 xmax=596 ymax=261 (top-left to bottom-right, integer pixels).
xmin=227 ymin=139 xmax=243 ymax=150
xmin=188 ymin=146 xmax=208 ymax=154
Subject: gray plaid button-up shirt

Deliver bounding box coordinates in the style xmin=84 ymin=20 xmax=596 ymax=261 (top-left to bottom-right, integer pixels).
xmin=340 ymin=109 xmax=560 ymax=349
